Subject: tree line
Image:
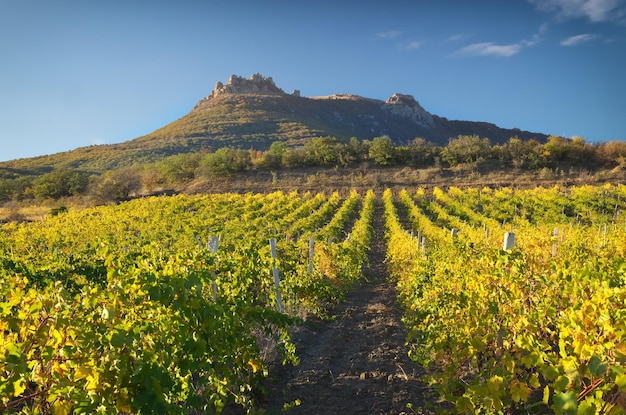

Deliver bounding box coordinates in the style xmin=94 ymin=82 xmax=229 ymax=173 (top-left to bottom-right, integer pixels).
xmin=1 ymin=135 xmax=625 ymax=204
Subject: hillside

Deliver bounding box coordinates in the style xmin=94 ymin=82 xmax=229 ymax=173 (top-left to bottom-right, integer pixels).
xmin=0 ymin=73 xmax=547 ymax=174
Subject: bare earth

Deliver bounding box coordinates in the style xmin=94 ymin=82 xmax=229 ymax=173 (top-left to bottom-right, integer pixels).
xmin=260 ymin=204 xmax=439 ymax=414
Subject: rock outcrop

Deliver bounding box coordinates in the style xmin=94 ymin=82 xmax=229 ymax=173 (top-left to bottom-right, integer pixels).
xmin=212 ymin=73 xmax=285 ymax=98
xmin=194 ymin=74 xmax=287 ymax=109
xmin=382 ymin=93 xmax=434 ymax=128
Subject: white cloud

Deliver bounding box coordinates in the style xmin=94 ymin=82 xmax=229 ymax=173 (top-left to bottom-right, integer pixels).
xmin=404 ymin=41 xmax=424 ymax=50
xmin=448 ymin=34 xmax=469 ymax=41
xmin=560 ymin=33 xmax=600 ymax=45
xmin=452 ymin=24 xmax=546 ymax=58
xmin=529 ymin=0 xmax=624 ymax=22
xmin=377 ymin=30 xmax=401 ymax=39
xmin=522 ymin=22 xmax=549 ymax=46
xmin=455 ymin=42 xmax=523 ymax=57
xmin=376 ymin=31 xmax=422 ymax=52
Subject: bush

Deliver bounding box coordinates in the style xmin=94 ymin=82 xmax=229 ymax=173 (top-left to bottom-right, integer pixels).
xmin=368 ymin=136 xmax=396 ymax=166
xmin=90 ymin=169 xmax=141 ymax=203
xmin=32 ymin=169 xmax=90 ymax=200
xmin=197 ymin=148 xmax=251 ymax=177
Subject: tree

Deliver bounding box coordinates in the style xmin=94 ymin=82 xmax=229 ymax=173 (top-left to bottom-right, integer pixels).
xmin=542 ymin=135 xmax=570 ymax=163
xmin=368 ymin=136 xmax=396 ymax=166
xmin=598 ymin=140 xmax=626 ymax=167
xmin=303 ymin=136 xmax=343 ymax=165
xmin=90 ymin=169 xmax=141 ymax=204
xmin=500 ymin=137 xmax=545 ymax=169
xmin=32 ymin=169 xmax=90 ymax=200
xmin=568 ymin=136 xmax=596 ymax=165
xmin=197 ymin=147 xmax=251 ymax=177
xmin=440 ymin=135 xmax=491 ymax=166
xmin=346 ymin=137 xmax=367 ymax=163
xmin=158 ymin=153 xmax=202 ymax=183
xmin=256 ymin=141 xmax=287 ymax=168
xmin=398 ymin=137 xmax=437 ymax=167
xmin=281 ymin=147 xmax=307 ymax=168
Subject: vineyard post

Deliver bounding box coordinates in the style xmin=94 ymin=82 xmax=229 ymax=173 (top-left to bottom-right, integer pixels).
xmin=451 ymin=228 xmax=458 ymax=238
xmin=421 ymin=236 xmax=427 ymax=254
xmin=552 ymin=228 xmax=559 ymax=257
xmin=208 ymin=236 xmax=219 ymax=301
xmin=308 ymin=236 xmax=314 ymax=274
xmin=503 ymin=232 xmax=515 ymax=251
xmin=417 ymin=232 xmax=422 ymax=249
xmin=269 ymin=238 xmax=284 ymax=313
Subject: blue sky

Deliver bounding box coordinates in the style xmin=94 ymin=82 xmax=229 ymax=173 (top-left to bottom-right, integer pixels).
xmin=1 ymin=0 xmax=625 ymax=162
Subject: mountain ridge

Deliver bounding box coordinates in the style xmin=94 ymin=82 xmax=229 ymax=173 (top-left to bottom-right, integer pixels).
xmin=0 ymin=73 xmax=548 ymax=173
xmin=138 ymin=72 xmax=548 ymax=148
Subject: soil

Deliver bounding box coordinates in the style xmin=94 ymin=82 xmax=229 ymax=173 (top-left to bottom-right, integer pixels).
xmin=259 ymin=202 xmax=441 ymax=414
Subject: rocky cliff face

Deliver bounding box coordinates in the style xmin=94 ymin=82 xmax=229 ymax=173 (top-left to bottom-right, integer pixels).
xmin=382 ymin=93 xmax=434 ymax=128
xmin=213 ymin=73 xmax=286 ymax=97
xmin=194 ymin=74 xmax=289 ymax=110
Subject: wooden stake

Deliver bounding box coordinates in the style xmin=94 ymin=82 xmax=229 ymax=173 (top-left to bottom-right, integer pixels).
xmin=503 ymin=232 xmax=515 ymax=251
xmin=269 ymin=238 xmax=284 ymax=313
xmin=308 ymin=236 xmax=314 ymax=274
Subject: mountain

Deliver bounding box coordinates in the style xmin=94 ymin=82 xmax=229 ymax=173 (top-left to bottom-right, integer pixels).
xmin=138 ymin=73 xmax=546 ymax=149
xmin=0 ymin=73 xmax=548 ymax=174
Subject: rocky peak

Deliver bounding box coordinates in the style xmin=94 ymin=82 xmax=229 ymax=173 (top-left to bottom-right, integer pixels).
xmin=211 ymin=73 xmax=286 ymax=98
xmin=193 ymin=73 xmax=292 ymax=110
xmin=382 ymin=93 xmax=434 ymax=128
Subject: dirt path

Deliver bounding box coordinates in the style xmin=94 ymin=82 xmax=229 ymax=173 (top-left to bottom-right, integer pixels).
xmin=260 ymin=201 xmax=437 ymax=414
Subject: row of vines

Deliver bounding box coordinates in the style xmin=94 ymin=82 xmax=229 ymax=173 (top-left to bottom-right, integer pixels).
xmin=3 ymin=183 xmax=625 ymax=414
xmin=0 ymin=190 xmax=374 ymax=414
xmin=384 ymin=185 xmax=626 ymax=414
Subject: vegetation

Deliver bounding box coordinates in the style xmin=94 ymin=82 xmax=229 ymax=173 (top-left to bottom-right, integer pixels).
xmin=2 ymin=134 xmax=626 ymax=211
xmin=383 ymin=186 xmax=626 ymax=414
xmin=0 ymin=191 xmax=373 ymax=413
xmin=1 ymin=186 xmax=624 ymax=413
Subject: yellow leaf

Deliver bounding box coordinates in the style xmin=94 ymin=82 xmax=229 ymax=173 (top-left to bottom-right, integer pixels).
xmin=529 ymin=372 xmax=540 ymax=388
xmin=13 ymin=379 xmax=26 ymax=397
xmin=52 ymin=400 xmax=72 ymax=415
xmin=510 ymin=379 xmax=531 ymax=402
xmin=85 ymin=372 xmax=99 ymax=391
xmin=51 ymin=329 xmax=64 ymax=345
xmin=248 ymin=359 xmax=261 ymax=373
xmin=543 ymin=385 xmax=550 ymax=405
xmin=74 ymin=365 xmax=91 ymax=380
xmin=101 ymin=305 xmax=110 ymax=320
xmin=116 ymin=390 xmax=132 ymax=413
xmin=487 ymin=375 xmax=503 ymax=394
xmin=52 ymin=361 xmax=66 ymax=378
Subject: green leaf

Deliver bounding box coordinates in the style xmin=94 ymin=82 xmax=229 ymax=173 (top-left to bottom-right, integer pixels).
xmin=576 ymin=400 xmax=595 ymax=415
xmin=529 ymin=372 xmax=540 ymax=388
xmin=487 ymin=375 xmax=503 ymax=394
xmin=587 ymin=356 xmax=601 ymax=375
xmin=553 ymin=391 xmax=577 ymax=414
xmin=554 ymin=375 xmax=570 ymax=391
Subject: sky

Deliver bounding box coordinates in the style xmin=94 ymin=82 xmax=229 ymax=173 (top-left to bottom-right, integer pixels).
xmin=1 ymin=0 xmax=625 ymax=162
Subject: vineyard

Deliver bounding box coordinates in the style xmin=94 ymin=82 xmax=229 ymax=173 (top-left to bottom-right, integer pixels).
xmin=1 ymin=185 xmax=625 ymax=414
